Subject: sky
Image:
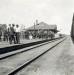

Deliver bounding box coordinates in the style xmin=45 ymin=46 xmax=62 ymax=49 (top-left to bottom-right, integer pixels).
xmin=0 ymin=0 xmax=74 ymax=34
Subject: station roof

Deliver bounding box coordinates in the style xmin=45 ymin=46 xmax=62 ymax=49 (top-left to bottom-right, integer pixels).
xmin=27 ymin=22 xmax=57 ymax=30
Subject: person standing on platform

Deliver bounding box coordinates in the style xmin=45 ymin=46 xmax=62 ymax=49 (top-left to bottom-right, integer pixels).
xmin=8 ymin=24 xmax=11 ymax=43
xmin=15 ymin=24 xmax=20 ymax=44
xmin=8 ymin=24 xmax=13 ymax=44
xmin=12 ymin=24 xmax=16 ymax=44
xmin=8 ymin=24 xmax=16 ymax=44
xmin=0 ymin=30 xmax=2 ymax=41
xmin=3 ymin=29 xmax=8 ymax=42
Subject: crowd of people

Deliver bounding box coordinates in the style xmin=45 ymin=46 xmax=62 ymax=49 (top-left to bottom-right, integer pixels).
xmin=0 ymin=24 xmax=21 ymax=44
xmin=0 ymin=24 xmax=56 ymax=44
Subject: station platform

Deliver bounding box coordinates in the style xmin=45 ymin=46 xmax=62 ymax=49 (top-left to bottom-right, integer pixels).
xmin=0 ymin=39 xmax=42 ymax=48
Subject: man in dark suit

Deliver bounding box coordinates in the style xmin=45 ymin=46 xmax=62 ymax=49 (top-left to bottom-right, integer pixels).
xmin=8 ymin=24 xmax=16 ymax=44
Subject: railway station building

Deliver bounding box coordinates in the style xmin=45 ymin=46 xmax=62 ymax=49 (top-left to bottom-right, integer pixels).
xmin=24 ymin=21 xmax=58 ymax=39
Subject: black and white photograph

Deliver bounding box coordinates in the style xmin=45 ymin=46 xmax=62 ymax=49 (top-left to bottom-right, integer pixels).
xmin=0 ymin=0 xmax=74 ymax=75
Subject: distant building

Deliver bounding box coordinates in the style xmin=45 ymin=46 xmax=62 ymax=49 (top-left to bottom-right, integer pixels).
xmin=25 ymin=22 xmax=58 ymax=39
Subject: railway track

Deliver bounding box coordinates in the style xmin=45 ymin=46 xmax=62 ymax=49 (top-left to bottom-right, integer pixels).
xmin=0 ymin=37 xmax=66 ymax=75
xmin=0 ymin=38 xmax=61 ymax=60
xmin=0 ymin=38 xmax=60 ymax=54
